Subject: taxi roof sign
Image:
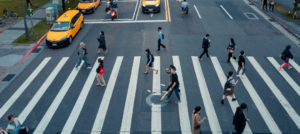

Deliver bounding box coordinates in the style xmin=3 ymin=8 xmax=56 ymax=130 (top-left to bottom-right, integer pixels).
xmin=64 ymin=14 xmax=68 ymax=17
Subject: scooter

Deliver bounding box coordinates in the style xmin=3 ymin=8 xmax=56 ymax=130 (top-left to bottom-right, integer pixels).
xmin=105 ymin=0 xmax=111 ymax=12
xmin=111 ymin=8 xmax=117 ymax=21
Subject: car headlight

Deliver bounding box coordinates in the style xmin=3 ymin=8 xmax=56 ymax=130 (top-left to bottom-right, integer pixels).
xmin=142 ymin=4 xmax=146 ymax=7
xmin=77 ymin=7 xmax=80 ymax=9
xmin=87 ymin=6 xmax=93 ymax=9
xmin=155 ymin=4 xmax=159 ymax=7
xmin=46 ymin=37 xmax=49 ymax=41
xmin=60 ymin=36 xmax=67 ymax=41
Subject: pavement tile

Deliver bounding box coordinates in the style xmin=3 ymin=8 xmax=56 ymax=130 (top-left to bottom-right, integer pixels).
xmin=0 ymin=54 xmax=23 ymax=67
xmin=0 ymin=66 xmax=10 ymax=79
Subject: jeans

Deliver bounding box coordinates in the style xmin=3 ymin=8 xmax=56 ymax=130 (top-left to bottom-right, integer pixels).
xmin=157 ymin=39 xmax=166 ymax=51
xmin=167 ymin=87 xmax=180 ymax=100
xmin=199 ymin=48 xmax=209 ymax=58
xmin=76 ymin=56 xmax=89 ymax=68
xmin=237 ymin=66 xmax=245 ymax=75
xmin=232 ymin=131 xmax=243 ymax=134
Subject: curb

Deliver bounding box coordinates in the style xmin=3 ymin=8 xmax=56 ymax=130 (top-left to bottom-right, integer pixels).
xmin=248 ymin=0 xmax=300 ymax=42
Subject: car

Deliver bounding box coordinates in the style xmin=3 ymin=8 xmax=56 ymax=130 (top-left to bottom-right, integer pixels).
xmin=46 ymin=10 xmax=84 ymax=47
xmin=77 ymin=0 xmax=101 ymax=13
xmin=142 ymin=0 xmax=160 ymax=13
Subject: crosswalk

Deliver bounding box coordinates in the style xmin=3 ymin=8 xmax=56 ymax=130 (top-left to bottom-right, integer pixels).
xmin=1 ymin=55 xmax=300 ymax=133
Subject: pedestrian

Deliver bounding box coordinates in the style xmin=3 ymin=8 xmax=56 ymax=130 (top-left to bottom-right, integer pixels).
xmin=269 ymin=0 xmax=274 ymax=11
xmin=164 ymin=65 xmax=180 ymax=103
xmin=262 ymin=0 xmax=268 ymax=10
xmin=96 ymin=58 xmax=106 ymax=87
xmin=199 ymin=34 xmax=211 ymax=60
xmin=279 ymin=45 xmax=294 ymax=70
xmin=236 ymin=51 xmax=245 ymax=78
xmin=97 ymin=31 xmax=108 ymax=54
xmin=221 ymin=71 xmax=238 ymax=104
xmin=157 ymin=27 xmax=166 ymax=52
xmin=225 ymin=38 xmax=236 ymax=63
xmin=0 ymin=127 xmax=7 ymax=134
xmin=166 ymin=67 xmax=181 ymax=94
xmin=144 ymin=49 xmax=158 ymax=74
xmin=76 ymin=42 xmax=92 ymax=70
xmin=83 ymin=44 xmax=91 ymax=65
xmin=191 ymin=106 xmax=206 ymax=134
xmin=6 ymin=115 xmax=27 ymax=134
xmin=232 ymin=103 xmax=250 ymax=134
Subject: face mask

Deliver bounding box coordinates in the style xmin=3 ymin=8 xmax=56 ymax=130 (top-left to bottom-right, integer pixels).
xmin=171 ymin=70 xmax=173 ymax=74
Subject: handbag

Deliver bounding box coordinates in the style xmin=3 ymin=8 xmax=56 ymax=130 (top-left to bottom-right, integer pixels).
xmin=99 ymin=65 xmax=105 ymax=75
xmin=229 ymin=49 xmax=234 ymax=53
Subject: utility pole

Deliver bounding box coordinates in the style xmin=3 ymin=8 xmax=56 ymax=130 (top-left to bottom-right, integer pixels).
xmin=62 ymin=0 xmax=66 ymax=12
xmin=21 ymin=0 xmax=30 ymax=39
xmin=28 ymin=4 xmax=36 ymax=42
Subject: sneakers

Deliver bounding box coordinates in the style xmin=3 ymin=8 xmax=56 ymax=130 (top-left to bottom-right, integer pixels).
xmin=278 ymin=68 xmax=283 ymax=71
xmin=221 ymin=100 xmax=224 ymax=104
xmin=199 ymin=58 xmax=203 ymax=60
xmin=164 ymin=98 xmax=169 ymax=103
xmin=87 ymin=67 xmax=92 ymax=69
xmin=232 ymin=98 xmax=237 ymax=101
xmin=175 ymin=100 xmax=181 ymax=103
xmin=157 ymin=50 xmax=160 ymax=52
xmin=75 ymin=67 xmax=78 ymax=70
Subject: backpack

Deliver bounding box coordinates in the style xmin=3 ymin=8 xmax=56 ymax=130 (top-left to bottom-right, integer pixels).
xmin=151 ymin=54 xmax=155 ymax=62
xmin=224 ymin=78 xmax=233 ymax=90
xmin=162 ymin=34 xmax=164 ymax=39
xmin=281 ymin=54 xmax=286 ymax=60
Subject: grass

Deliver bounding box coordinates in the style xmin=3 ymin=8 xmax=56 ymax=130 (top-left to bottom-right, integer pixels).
xmin=0 ymin=0 xmax=50 ymax=17
xmin=14 ymin=0 xmax=80 ymax=43
xmin=274 ymin=2 xmax=300 ymax=21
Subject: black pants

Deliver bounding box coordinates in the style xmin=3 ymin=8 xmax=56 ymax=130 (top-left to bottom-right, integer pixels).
xmin=199 ymin=48 xmax=209 ymax=58
xmin=263 ymin=4 xmax=268 ymax=10
xmin=269 ymin=5 xmax=274 ymax=11
xmin=182 ymin=7 xmax=188 ymax=13
xmin=228 ymin=53 xmax=237 ymax=62
xmin=157 ymin=39 xmax=166 ymax=51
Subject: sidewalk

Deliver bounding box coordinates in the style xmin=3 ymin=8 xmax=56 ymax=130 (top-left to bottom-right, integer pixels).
xmin=252 ymin=0 xmax=300 ymax=38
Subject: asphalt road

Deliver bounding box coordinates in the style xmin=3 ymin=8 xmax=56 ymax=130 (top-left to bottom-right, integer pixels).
xmin=0 ymin=0 xmax=300 ymax=133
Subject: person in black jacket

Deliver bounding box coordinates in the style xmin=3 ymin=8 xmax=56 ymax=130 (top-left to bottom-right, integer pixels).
xmin=279 ymin=45 xmax=294 ymax=70
xmin=262 ymin=0 xmax=268 ymax=10
xmin=199 ymin=34 xmax=211 ymax=60
xmin=232 ymin=103 xmax=250 ymax=134
xmin=97 ymin=31 xmax=108 ymax=54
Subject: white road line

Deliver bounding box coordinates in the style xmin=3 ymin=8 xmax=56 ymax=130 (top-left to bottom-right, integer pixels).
xmin=0 ymin=57 xmax=51 ymax=119
xmin=135 ymin=0 xmax=142 ymax=20
xmin=18 ymin=57 xmax=68 ymax=123
xmin=91 ymin=57 xmax=123 ymax=134
xmin=85 ymin=20 xmax=167 ymax=24
xmin=193 ymin=5 xmax=201 ymax=19
xmin=61 ymin=57 xmax=103 ymax=134
xmin=172 ymin=56 xmax=192 ymax=134
xmin=33 ymin=61 xmax=86 ymax=134
xmin=152 ymin=56 xmax=161 ymax=134
xmin=267 ymin=57 xmax=300 ymax=96
xmin=191 ymin=56 xmax=222 ymax=134
xmin=120 ymin=56 xmax=140 ymax=134
xmin=132 ymin=0 xmax=139 ymax=20
xmin=230 ymin=58 xmax=281 ymax=134
xmin=211 ymin=57 xmax=252 ymax=134
xmin=220 ymin=5 xmax=233 ymax=19
xmin=248 ymin=56 xmax=300 ymax=129
xmin=289 ymin=60 xmax=300 ymax=74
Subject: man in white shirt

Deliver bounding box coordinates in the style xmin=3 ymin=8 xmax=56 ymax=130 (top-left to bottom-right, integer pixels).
xmin=181 ymin=0 xmax=189 ymax=14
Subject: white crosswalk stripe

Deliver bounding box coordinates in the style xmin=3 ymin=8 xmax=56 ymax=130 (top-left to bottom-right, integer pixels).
xmin=152 ymin=56 xmax=161 ymax=134
xmin=289 ymin=60 xmax=300 ymax=74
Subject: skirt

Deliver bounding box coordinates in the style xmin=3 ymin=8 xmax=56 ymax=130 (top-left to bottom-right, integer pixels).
xmin=223 ymin=86 xmax=235 ymax=96
xmin=99 ymin=44 xmax=107 ymax=50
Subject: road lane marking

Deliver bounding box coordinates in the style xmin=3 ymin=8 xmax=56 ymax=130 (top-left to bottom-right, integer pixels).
xmin=194 ymin=5 xmax=201 ymax=19
xmin=231 ymin=58 xmax=282 ymax=134
xmin=289 ymin=60 xmax=300 ymax=74
xmin=0 ymin=57 xmax=51 ymax=119
xmin=172 ymin=56 xmax=192 ymax=134
xmin=220 ymin=5 xmax=233 ymax=19
xmin=61 ymin=57 xmax=104 ymax=134
xmin=91 ymin=57 xmax=123 ymax=134
xmin=167 ymin=0 xmax=171 ymax=22
xmin=85 ymin=20 xmax=167 ymax=24
xmin=267 ymin=57 xmax=300 ymax=96
xmin=191 ymin=56 xmax=222 ymax=134
xmin=132 ymin=0 xmax=139 ymax=20
xmin=243 ymin=12 xmax=259 ymax=19
xmin=120 ymin=56 xmax=141 ymax=134
xmin=152 ymin=56 xmax=161 ymax=134
xmin=211 ymin=57 xmax=252 ymax=134
xmin=135 ymin=0 xmax=142 ymax=20
xmin=165 ymin=0 xmax=168 ymax=21
xmin=150 ymin=13 xmax=153 ymax=17
xmin=248 ymin=56 xmax=300 ymax=129
xmin=33 ymin=60 xmax=86 ymax=134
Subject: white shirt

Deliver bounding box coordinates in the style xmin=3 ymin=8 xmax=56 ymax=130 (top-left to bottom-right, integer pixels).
xmin=181 ymin=2 xmax=188 ymax=8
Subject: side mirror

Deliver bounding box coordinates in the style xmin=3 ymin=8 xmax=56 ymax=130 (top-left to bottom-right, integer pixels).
xmin=71 ymin=25 xmax=75 ymax=29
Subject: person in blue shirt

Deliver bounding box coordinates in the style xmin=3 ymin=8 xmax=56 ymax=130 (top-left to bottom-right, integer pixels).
xmin=181 ymin=0 xmax=189 ymax=14
xmin=144 ymin=49 xmax=158 ymax=74
xmin=157 ymin=27 xmax=166 ymax=52
xmin=6 ymin=115 xmax=25 ymax=134
xmin=225 ymin=38 xmax=236 ymax=63
xmin=111 ymin=0 xmax=118 ymax=18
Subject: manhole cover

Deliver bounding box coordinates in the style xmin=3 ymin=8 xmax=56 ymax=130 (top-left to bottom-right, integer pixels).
xmin=146 ymin=92 xmax=168 ymax=107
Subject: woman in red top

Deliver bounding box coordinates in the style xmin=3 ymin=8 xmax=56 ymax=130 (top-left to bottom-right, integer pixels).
xmin=96 ymin=58 xmax=106 ymax=86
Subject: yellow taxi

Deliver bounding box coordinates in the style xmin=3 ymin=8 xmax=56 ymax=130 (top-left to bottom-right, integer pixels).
xmin=77 ymin=0 xmax=101 ymax=13
xmin=142 ymin=0 xmax=160 ymax=13
xmin=46 ymin=10 xmax=84 ymax=47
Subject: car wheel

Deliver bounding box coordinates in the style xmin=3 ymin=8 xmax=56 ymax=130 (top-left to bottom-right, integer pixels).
xmin=92 ymin=7 xmax=95 ymax=13
xmin=68 ymin=36 xmax=73 ymax=45
xmin=80 ymin=21 xmax=84 ymax=29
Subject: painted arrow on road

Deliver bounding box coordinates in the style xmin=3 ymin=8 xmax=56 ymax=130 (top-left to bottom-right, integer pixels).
xmin=150 ymin=13 xmax=153 ymax=17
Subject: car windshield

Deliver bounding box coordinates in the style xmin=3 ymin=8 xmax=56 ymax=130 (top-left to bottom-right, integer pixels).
xmin=51 ymin=22 xmax=69 ymax=31
xmin=80 ymin=0 xmax=92 ymax=3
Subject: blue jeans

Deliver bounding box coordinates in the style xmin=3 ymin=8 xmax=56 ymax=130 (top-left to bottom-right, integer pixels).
xmin=76 ymin=56 xmax=89 ymax=68
xmin=167 ymin=87 xmax=180 ymax=100
xmin=232 ymin=131 xmax=242 ymax=134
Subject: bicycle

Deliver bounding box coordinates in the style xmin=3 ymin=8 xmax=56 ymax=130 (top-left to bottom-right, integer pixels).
xmin=3 ymin=8 xmax=18 ymax=19
xmin=0 ymin=18 xmax=5 ymax=27
xmin=182 ymin=7 xmax=188 ymax=18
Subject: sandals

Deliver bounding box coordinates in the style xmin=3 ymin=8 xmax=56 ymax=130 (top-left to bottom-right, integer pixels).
xmin=101 ymin=84 xmax=106 ymax=87
xmin=96 ymin=83 xmax=101 ymax=86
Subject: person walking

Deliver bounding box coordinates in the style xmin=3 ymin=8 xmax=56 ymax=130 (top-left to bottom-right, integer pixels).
xmin=97 ymin=31 xmax=108 ymax=54
xmin=279 ymin=45 xmax=294 ymax=70
xmin=269 ymin=0 xmax=274 ymax=11
xmin=164 ymin=65 xmax=180 ymax=103
xmin=166 ymin=68 xmax=181 ymax=94
xmin=96 ymin=58 xmax=106 ymax=87
xmin=221 ymin=71 xmax=238 ymax=104
xmin=236 ymin=51 xmax=245 ymax=78
xmin=191 ymin=106 xmax=206 ymax=134
xmin=232 ymin=103 xmax=250 ymax=134
xmin=262 ymin=0 xmax=268 ymax=10
xmin=76 ymin=42 xmax=92 ymax=70
xmin=157 ymin=27 xmax=166 ymax=52
xmin=6 ymin=115 xmax=26 ymax=134
xmin=83 ymin=44 xmax=91 ymax=65
xmin=144 ymin=49 xmax=158 ymax=74
xmin=226 ymin=38 xmax=236 ymax=63
xmin=199 ymin=34 xmax=211 ymax=60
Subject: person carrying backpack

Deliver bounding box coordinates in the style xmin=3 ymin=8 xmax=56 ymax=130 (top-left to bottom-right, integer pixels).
xmin=144 ymin=49 xmax=158 ymax=74
xmin=221 ymin=71 xmax=238 ymax=104
xmin=96 ymin=58 xmax=106 ymax=87
xmin=279 ymin=45 xmax=294 ymax=70
xmin=157 ymin=27 xmax=166 ymax=52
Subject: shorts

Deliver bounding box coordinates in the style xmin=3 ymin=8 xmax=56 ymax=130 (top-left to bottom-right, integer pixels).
xmin=147 ymin=61 xmax=153 ymax=67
